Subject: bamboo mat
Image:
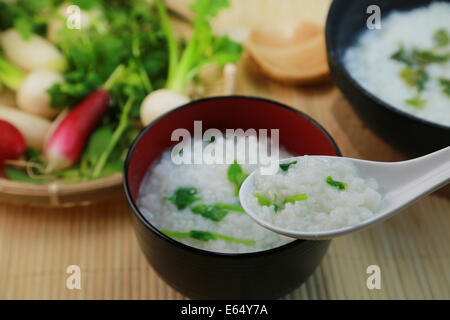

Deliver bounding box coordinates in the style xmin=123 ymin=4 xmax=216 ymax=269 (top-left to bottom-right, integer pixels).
xmin=0 ymin=193 xmax=448 ymax=299
xmin=0 ymin=0 xmax=449 ymax=300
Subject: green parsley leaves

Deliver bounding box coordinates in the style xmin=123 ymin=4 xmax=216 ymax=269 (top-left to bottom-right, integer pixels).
xmin=160 ymin=229 xmax=255 ymax=245
xmin=326 ymin=176 xmax=347 ymax=190
xmin=167 ymin=187 xmax=202 ymax=210
xmin=279 ymin=161 xmax=297 ymax=172
xmin=391 ymin=28 xmax=450 ymax=105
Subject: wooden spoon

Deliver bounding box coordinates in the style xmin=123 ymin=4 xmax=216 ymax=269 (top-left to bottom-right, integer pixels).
xmin=246 ymin=20 xmax=330 ymax=84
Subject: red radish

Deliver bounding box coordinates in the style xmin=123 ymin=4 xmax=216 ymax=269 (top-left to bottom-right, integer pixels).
xmin=0 ymin=119 xmax=26 ymax=161
xmin=45 ymin=90 xmax=110 ymax=171
xmin=44 ymin=64 xmax=125 ymax=172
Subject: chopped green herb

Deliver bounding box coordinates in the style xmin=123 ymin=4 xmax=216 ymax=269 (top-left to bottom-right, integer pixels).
xmin=255 ymin=193 xmax=284 ymax=212
xmin=189 ymin=230 xmax=217 ymax=242
xmin=433 ymin=29 xmax=449 ymax=47
xmin=391 ymin=47 xmax=414 ymax=66
xmin=256 ymin=193 xmax=286 ymax=211
xmin=412 ymin=50 xmax=449 ymax=65
xmin=391 ymin=29 xmax=450 ymax=105
xmin=254 ymin=193 xmax=271 ymax=206
xmin=273 ymin=194 xmax=281 ymax=212
xmin=405 ymin=95 xmax=426 ymax=108
xmin=191 ymin=204 xmax=229 ymax=222
xmin=215 ymin=204 xmax=245 ymax=213
xmin=166 ymin=187 xmax=202 ymax=210
xmin=160 ymin=229 xmax=255 ymax=245
xmin=326 ymin=176 xmax=347 ymax=190
xmin=159 ymin=230 xmax=190 ymax=238
xmin=227 ymin=161 xmax=248 ymax=195
xmin=279 ymin=161 xmax=297 ymax=172
xmin=439 ymin=78 xmax=450 ymax=97
xmin=399 ymin=67 xmax=428 ymax=91
xmin=210 ymin=232 xmax=256 ymax=245
xmin=283 ymin=194 xmax=308 ymax=204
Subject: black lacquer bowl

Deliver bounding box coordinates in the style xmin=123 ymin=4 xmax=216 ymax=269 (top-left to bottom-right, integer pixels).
xmin=326 ymin=0 xmax=450 ymax=155
xmin=123 ymin=96 xmax=341 ymax=299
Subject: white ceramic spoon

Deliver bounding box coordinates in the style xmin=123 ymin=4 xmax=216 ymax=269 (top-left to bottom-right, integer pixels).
xmin=239 ymin=146 xmax=450 ymax=240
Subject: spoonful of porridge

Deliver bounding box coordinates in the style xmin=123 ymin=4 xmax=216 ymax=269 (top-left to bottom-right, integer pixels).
xmin=239 ymin=147 xmax=450 ymax=239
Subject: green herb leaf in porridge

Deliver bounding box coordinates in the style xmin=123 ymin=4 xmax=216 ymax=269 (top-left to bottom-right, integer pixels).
xmin=412 ymin=49 xmax=449 ymax=65
xmin=433 ymin=29 xmax=449 ymax=47
xmin=190 ymin=230 xmax=255 ymax=245
xmin=439 ymin=78 xmax=450 ymax=97
xmin=326 ymin=176 xmax=348 ymax=190
xmin=189 ymin=230 xmax=217 ymax=241
xmin=283 ymin=193 xmax=308 ymax=204
xmin=160 ymin=229 xmax=255 ymax=245
xmin=166 ymin=187 xmax=202 ymax=210
xmin=405 ymin=95 xmax=426 ymax=108
xmin=279 ymin=161 xmax=297 ymax=172
xmin=191 ymin=204 xmax=229 ymax=222
xmin=273 ymin=193 xmax=281 ymax=213
xmin=215 ymin=204 xmax=245 ymax=213
xmin=255 ymin=193 xmax=285 ymax=212
xmin=227 ymin=161 xmax=248 ymax=195
xmin=391 ymin=47 xmax=414 ymax=66
xmin=254 ymin=193 xmax=271 ymax=206
xmin=399 ymin=67 xmax=429 ymax=91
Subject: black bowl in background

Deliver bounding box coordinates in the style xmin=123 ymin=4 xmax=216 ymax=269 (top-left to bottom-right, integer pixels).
xmin=123 ymin=96 xmax=341 ymax=299
xmin=326 ymin=0 xmax=450 ymax=156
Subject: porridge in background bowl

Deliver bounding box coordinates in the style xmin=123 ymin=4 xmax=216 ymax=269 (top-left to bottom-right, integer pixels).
xmin=344 ymin=2 xmax=450 ymax=127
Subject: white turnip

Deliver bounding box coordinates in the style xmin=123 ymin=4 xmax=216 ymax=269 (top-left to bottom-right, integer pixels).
xmin=0 ymin=29 xmax=66 ymax=72
xmin=140 ymin=89 xmax=189 ymax=126
xmin=17 ymin=70 xmax=64 ymax=119
xmin=0 ymin=105 xmax=51 ymax=150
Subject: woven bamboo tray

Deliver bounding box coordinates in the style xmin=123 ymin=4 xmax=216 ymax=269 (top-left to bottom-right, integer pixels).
xmin=0 ymin=174 xmax=123 ymax=207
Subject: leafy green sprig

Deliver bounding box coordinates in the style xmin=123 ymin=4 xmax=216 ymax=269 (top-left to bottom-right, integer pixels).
xmin=154 ymin=0 xmax=242 ymax=94
xmin=254 ymin=192 xmax=307 ymax=213
xmin=326 ymin=176 xmax=348 ymax=190
xmin=161 ymin=229 xmax=256 ymax=245
xmin=279 ymin=161 xmax=297 ymax=172
xmin=166 ymin=187 xmax=244 ymax=221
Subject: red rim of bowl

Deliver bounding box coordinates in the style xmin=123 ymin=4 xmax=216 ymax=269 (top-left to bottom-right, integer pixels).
xmin=123 ymin=95 xmax=341 ymax=258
